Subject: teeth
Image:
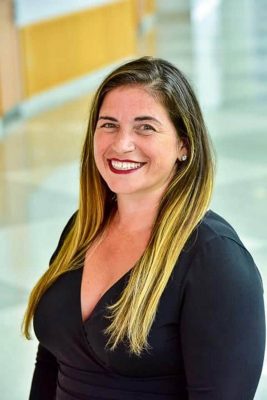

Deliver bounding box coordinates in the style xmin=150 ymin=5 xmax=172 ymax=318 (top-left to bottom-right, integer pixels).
xmin=111 ymin=160 xmax=142 ymax=170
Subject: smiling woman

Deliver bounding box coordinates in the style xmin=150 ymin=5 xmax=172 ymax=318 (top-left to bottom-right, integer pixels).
xmin=93 ymin=85 xmax=187 ymax=194
xmin=23 ymin=57 xmax=265 ymax=400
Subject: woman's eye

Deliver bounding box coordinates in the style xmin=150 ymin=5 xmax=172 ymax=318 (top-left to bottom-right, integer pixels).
xmin=98 ymin=122 xmax=118 ymax=131
xmin=137 ymin=124 xmax=156 ymax=134
xmin=101 ymin=123 xmax=116 ymax=129
xmin=142 ymin=124 xmax=155 ymax=130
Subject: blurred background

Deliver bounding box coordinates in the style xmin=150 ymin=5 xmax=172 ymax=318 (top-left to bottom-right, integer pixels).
xmin=0 ymin=0 xmax=266 ymax=398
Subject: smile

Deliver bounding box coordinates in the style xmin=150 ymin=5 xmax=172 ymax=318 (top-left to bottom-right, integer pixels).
xmin=108 ymin=159 xmax=146 ymax=174
xmin=111 ymin=160 xmax=142 ymax=170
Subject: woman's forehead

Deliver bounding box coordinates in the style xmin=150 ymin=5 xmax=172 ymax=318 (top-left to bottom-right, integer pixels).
xmin=99 ymin=86 xmax=170 ymax=119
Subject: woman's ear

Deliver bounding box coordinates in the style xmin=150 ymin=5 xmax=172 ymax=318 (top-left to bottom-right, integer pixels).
xmin=177 ymin=136 xmax=189 ymax=162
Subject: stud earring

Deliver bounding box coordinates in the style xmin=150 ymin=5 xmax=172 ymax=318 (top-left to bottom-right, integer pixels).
xmin=181 ymin=155 xmax=187 ymax=161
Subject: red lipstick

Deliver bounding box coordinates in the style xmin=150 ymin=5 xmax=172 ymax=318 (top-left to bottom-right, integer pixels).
xmin=108 ymin=159 xmax=145 ymax=175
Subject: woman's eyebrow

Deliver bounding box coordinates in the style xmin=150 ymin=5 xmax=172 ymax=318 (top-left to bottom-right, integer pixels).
xmin=98 ymin=116 xmax=118 ymax=122
xmin=97 ymin=115 xmax=162 ymax=125
xmin=134 ymin=116 xmax=162 ymax=125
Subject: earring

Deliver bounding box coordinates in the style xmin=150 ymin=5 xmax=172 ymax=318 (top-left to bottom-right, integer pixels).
xmin=181 ymin=155 xmax=187 ymax=161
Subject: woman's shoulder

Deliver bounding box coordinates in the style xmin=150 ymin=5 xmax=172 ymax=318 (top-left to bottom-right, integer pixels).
xmin=56 ymin=210 xmax=78 ymax=246
xmin=49 ymin=210 xmax=78 ymax=265
xmin=180 ymin=210 xmax=263 ymax=292
xmin=188 ymin=209 xmax=245 ymax=251
xmin=180 ymin=209 xmax=257 ymax=273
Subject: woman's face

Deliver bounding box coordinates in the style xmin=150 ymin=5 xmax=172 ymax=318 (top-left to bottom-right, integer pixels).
xmin=93 ymin=85 xmax=187 ymax=198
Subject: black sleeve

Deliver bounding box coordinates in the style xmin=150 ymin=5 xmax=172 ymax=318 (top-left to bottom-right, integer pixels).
xmin=48 ymin=211 xmax=78 ymax=265
xmin=29 ymin=344 xmax=58 ymax=400
xmin=29 ymin=211 xmax=78 ymax=399
xmin=180 ymin=236 xmax=266 ymax=399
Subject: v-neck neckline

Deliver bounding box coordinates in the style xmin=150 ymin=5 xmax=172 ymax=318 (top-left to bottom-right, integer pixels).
xmin=78 ymin=266 xmax=133 ymax=326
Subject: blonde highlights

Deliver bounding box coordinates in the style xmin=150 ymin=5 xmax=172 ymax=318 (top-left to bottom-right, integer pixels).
xmin=22 ymin=57 xmax=215 ymax=356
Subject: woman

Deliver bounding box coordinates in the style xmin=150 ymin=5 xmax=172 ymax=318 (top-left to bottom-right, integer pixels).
xmin=23 ymin=56 xmax=265 ymax=399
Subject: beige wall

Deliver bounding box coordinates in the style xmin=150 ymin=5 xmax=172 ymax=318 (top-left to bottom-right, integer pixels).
xmin=0 ymin=0 xmax=22 ymax=116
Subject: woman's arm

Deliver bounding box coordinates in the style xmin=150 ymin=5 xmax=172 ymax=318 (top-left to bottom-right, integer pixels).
xmin=29 ymin=211 xmax=78 ymax=399
xmin=48 ymin=211 xmax=78 ymax=265
xmin=180 ymin=235 xmax=265 ymax=399
xmin=29 ymin=344 xmax=58 ymax=400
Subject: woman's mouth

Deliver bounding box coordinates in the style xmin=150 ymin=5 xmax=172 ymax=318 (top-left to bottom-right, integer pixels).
xmin=108 ymin=159 xmax=146 ymax=174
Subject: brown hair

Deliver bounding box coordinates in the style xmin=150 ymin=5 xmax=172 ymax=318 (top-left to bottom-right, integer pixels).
xmin=23 ymin=56 xmax=215 ymax=356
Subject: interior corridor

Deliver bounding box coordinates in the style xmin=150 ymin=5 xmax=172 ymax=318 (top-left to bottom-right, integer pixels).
xmin=0 ymin=1 xmax=266 ymax=398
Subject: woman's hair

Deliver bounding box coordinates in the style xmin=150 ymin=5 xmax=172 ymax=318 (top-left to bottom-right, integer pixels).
xmin=22 ymin=56 xmax=215 ymax=356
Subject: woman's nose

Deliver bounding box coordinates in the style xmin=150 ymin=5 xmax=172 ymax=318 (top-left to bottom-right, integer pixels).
xmin=111 ymin=130 xmax=135 ymax=153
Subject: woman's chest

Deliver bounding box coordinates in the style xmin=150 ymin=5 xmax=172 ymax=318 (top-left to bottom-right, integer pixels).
xmin=80 ymin=234 xmax=148 ymax=323
xmin=34 ymin=267 xmax=185 ymax=377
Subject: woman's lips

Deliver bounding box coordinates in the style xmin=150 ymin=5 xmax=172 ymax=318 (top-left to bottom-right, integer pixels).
xmin=107 ymin=159 xmax=146 ymax=174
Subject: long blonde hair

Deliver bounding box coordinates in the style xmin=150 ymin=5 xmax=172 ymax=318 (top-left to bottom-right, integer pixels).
xmin=22 ymin=56 xmax=215 ymax=356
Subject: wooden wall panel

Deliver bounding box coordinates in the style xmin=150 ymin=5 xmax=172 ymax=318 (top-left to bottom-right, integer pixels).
xmin=144 ymin=0 xmax=156 ymax=15
xmin=20 ymin=0 xmax=138 ymax=98
xmin=104 ymin=0 xmax=136 ymax=63
xmin=0 ymin=0 xmax=22 ymax=115
xmin=0 ymin=82 xmax=3 ymax=117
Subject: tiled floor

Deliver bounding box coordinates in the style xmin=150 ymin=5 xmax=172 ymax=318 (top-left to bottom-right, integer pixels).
xmin=1 ymin=0 xmax=266 ymax=398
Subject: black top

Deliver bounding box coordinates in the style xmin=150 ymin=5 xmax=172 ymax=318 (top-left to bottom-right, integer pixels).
xmin=29 ymin=210 xmax=265 ymax=400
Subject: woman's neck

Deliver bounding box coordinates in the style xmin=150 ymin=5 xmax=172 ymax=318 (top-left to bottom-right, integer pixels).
xmin=113 ymin=193 xmax=162 ymax=234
